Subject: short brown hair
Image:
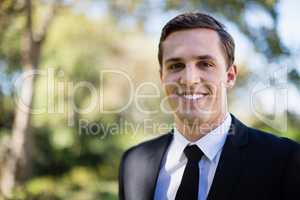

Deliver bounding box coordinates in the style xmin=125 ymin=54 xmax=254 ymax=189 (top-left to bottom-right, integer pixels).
xmin=158 ymin=12 xmax=235 ymax=68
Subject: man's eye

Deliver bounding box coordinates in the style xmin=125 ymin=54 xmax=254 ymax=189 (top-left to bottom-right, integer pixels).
xmin=168 ymin=63 xmax=185 ymax=71
xmin=197 ymin=61 xmax=214 ymax=68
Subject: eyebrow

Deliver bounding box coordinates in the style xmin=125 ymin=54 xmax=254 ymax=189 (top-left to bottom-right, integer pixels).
xmin=195 ymin=55 xmax=216 ymax=61
xmin=164 ymin=55 xmax=216 ymax=65
xmin=164 ymin=57 xmax=182 ymax=65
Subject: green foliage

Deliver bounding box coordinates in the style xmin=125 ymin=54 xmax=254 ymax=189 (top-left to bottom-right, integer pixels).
xmin=11 ymin=166 xmax=118 ymax=200
xmin=0 ymin=14 xmax=23 ymax=72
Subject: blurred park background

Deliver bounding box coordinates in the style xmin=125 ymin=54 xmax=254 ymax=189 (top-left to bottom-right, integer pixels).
xmin=0 ymin=0 xmax=299 ymax=199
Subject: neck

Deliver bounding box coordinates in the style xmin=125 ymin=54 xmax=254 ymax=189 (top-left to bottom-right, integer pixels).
xmin=175 ymin=112 xmax=228 ymax=142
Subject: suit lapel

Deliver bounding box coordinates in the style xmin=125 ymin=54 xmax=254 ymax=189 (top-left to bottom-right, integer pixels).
xmin=207 ymin=115 xmax=249 ymax=200
xmin=142 ymin=132 xmax=173 ymax=200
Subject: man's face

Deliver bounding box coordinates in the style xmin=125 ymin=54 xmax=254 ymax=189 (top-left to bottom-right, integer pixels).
xmin=160 ymin=28 xmax=237 ymax=126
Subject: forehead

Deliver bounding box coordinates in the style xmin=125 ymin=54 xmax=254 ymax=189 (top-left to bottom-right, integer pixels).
xmin=162 ymin=28 xmax=224 ymax=62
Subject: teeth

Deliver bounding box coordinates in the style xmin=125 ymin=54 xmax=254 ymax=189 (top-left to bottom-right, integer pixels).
xmin=183 ymin=94 xmax=205 ymax=100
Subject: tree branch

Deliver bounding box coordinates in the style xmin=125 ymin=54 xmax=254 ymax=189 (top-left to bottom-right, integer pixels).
xmin=34 ymin=2 xmax=61 ymax=43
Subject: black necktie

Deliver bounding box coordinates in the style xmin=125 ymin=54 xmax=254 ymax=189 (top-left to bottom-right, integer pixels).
xmin=175 ymin=145 xmax=204 ymax=200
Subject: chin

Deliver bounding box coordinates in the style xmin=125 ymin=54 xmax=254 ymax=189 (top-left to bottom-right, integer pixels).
xmin=176 ymin=110 xmax=210 ymax=125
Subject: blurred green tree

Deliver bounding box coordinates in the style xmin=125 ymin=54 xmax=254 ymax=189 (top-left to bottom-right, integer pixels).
xmin=0 ymin=0 xmax=60 ymax=196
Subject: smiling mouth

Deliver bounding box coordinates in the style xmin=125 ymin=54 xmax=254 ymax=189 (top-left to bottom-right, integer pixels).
xmin=177 ymin=92 xmax=209 ymax=100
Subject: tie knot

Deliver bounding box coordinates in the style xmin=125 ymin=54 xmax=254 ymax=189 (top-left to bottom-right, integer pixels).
xmin=184 ymin=145 xmax=203 ymax=162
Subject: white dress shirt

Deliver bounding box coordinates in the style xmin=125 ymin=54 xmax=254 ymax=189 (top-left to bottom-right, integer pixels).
xmin=154 ymin=113 xmax=232 ymax=200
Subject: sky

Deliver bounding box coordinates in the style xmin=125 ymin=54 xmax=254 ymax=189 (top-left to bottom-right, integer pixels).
xmin=277 ymin=0 xmax=300 ymax=52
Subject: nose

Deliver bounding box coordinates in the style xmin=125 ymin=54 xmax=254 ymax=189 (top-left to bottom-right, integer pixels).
xmin=179 ymin=63 xmax=201 ymax=87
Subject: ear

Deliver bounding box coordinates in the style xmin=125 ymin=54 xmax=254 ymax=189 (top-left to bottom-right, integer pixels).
xmin=226 ymin=64 xmax=237 ymax=88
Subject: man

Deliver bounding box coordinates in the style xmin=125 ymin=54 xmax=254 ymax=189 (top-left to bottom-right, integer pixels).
xmin=118 ymin=12 xmax=300 ymax=200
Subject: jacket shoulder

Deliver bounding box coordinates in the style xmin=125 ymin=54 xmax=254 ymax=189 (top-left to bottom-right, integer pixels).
xmin=247 ymin=127 xmax=298 ymax=145
xmin=246 ymin=126 xmax=300 ymax=156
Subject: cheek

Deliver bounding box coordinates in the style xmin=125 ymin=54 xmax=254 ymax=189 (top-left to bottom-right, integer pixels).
xmin=162 ymin=73 xmax=181 ymax=92
xmin=205 ymin=71 xmax=227 ymax=89
xmin=164 ymin=83 xmax=178 ymax=96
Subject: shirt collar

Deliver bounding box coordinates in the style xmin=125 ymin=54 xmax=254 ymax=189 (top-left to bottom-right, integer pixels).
xmin=171 ymin=113 xmax=231 ymax=163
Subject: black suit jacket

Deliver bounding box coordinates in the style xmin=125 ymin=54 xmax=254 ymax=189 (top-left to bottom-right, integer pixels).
xmin=119 ymin=115 xmax=300 ymax=200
